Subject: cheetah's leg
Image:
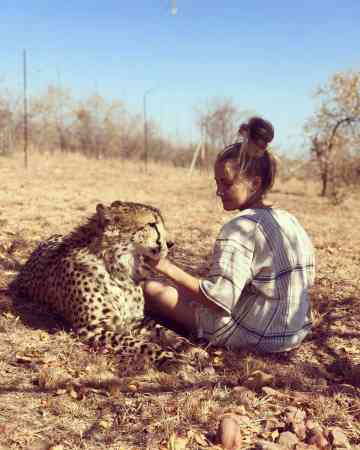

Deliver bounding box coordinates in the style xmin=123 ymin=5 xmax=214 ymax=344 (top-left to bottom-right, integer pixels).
xmin=131 ymin=317 xmax=196 ymax=353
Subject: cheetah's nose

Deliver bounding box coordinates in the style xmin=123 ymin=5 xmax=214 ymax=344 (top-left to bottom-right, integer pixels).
xmin=166 ymin=240 xmax=174 ymax=249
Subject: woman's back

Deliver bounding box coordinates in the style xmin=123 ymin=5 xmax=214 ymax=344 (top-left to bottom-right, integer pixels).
xmin=201 ymin=207 xmax=315 ymax=352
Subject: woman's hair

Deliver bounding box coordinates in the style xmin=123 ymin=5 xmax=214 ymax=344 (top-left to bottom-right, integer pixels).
xmin=216 ymin=116 xmax=277 ymax=198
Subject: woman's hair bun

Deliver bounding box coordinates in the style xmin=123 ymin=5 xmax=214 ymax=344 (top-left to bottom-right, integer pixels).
xmin=247 ymin=117 xmax=274 ymax=147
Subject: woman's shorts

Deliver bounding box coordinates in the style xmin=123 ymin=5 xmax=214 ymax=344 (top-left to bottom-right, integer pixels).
xmin=194 ymin=304 xmax=309 ymax=353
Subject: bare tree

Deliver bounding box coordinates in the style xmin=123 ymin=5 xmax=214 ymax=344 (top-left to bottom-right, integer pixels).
xmin=0 ymin=81 xmax=230 ymax=167
xmin=27 ymin=85 xmax=74 ymax=153
xmin=72 ymin=95 xmax=125 ymax=159
xmin=305 ymin=71 xmax=360 ymax=197
xmin=0 ymin=88 xmax=22 ymax=155
xmin=0 ymin=105 xmax=13 ymax=155
xmin=196 ymin=97 xmax=249 ymax=153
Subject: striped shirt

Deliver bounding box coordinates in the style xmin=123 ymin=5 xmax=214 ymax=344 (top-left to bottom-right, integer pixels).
xmin=199 ymin=208 xmax=315 ymax=352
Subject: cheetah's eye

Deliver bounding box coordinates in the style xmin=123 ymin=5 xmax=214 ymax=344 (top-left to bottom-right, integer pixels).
xmin=148 ymin=222 xmax=157 ymax=228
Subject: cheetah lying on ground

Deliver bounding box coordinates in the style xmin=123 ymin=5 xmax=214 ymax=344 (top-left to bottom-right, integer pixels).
xmin=11 ymin=201 xmax=187 ymax=367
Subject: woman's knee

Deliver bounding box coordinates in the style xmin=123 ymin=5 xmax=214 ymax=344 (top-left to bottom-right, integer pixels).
xmin=142 ymin=280 xmax=177 ymax=301
xmin=143 ymin=282 xmax=196 ymax=332
xmin=142 ymin=280 xmax=165 ymax=298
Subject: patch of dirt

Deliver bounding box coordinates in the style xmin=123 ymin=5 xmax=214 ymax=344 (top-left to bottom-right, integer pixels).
xmin=0 ymin=153 xmax=359 ymax=449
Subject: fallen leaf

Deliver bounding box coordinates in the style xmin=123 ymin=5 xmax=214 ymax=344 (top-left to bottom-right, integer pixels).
xmin=38 ymin=331 xmax=49 ymax=341
xmin=15 ymin=353 xmax=33 ymax=363
xmin=127 ymin=382 xmax=138 ymax=392
xmin=271 ymin=429 xmax=280 ymax=441
xmin=212 ymin=356 xmax=224 ymax=367
xmin=243 ymin=370 xmax=274 ymax=390
xmin=213 ymin=350 xmax=223 ymax=356
xmin=261 ymin=386 xmax=287 ymax=397
xmin=167 ymin=433 xmax=188 ymax=450
xmin=55 ymin=388 xmax=67 ymax=396
xmin=109 ymin=384 xmax=121 ymax=397
xmin=98 ymin=419 xmax=112 ymax=430
xmin=188 ymin=429 xmax=208 ymax=446
xmin=3 ymin=311 xmax=15 ymax=320
xmin=68 ymin=387 xmax=79 ymax=400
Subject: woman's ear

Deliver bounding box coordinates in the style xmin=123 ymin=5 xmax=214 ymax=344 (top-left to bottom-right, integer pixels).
xmin=251 ymin=176 xmax=262 ymax=193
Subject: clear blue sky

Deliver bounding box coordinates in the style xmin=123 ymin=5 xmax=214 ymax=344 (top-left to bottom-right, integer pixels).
xmin=1 ymin=0 xmax=359 ymax=155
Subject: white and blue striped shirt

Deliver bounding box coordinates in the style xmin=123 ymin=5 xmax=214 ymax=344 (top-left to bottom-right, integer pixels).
xmin=199 ymin=208 xmax=315 ymax=352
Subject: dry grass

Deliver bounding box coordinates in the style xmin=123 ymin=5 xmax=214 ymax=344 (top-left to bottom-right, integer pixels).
xmin=0 ymin=152 xmax=359 ymax=449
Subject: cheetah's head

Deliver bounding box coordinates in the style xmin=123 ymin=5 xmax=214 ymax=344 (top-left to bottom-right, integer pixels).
xmin=96 ymin=201 xmax=173 ymax=259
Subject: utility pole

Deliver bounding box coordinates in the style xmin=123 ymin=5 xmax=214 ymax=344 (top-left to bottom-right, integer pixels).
xmin=143 ymin=92 xmax=148 ymax=172
xmin=23 ymin=49 xmax=28 ymax=169
xmin=56 ymin=66 xmax=65 ymax=153
xmin=143 ymin=88 xmax=157 ymax=173
xmin=189 ymin=125 xmax=204 ymax=175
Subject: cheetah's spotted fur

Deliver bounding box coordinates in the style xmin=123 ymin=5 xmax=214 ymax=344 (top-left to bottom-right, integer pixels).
xmin=11 ymin=201 xmax=184 ymax=367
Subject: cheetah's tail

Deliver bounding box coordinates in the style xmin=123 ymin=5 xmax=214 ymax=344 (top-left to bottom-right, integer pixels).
xmin=77 ymin=326 xmax=176 ymax=367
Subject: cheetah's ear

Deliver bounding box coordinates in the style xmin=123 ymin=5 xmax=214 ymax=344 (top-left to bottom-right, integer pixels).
xmin=110 ymin=200 xmax=124 ymax=208
xmin=96 ymin=203 xmax=105 ymax=215
xmin=96 ymin=203 xmax=111 ymax=227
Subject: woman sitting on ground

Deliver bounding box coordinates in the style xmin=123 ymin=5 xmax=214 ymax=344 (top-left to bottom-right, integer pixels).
xmin=143 ymin=117 xmax=315 ymax=353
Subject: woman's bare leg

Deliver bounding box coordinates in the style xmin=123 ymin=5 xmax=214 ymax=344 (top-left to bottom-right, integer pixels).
xmin=142 ymin=280 xmax=197 ymax=336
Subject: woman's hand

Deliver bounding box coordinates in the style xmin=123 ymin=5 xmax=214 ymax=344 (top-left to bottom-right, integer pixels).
xmin=144 ymin=256 xmax=172 ymax=275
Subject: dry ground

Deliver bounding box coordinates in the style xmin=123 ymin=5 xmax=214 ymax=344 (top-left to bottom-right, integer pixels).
xmin=0 ymin=152 xmax=359 ymax=450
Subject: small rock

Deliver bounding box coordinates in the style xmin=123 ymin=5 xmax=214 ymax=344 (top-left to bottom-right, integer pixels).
xmin=232 ymin=386 xmax=250 ymax=396
xmin=292 ymin=421 xmax=306 ymax=441
xmin=255 ymin=440 xmax=287 ymax=450
xmin=284 ymin=407 xmax=307 ymax=440
xmin=284 ymin=406 xmax=306 ymax=424
xmin=294 ymin=444 xmax=318 ymax=450
xmin=216 ymin=413 xmax=243 ymax=450
xmin=263 ymin=418 xmax=286 ymax=432
xmin=262 ymin=386 xmax=286 ymax=397
xmin=232 ymin=386 xmax=257 ymax=408
xmin=305 ymin=420 xmax=322 ymax=432
xmin=202 ymin=365 xmax=216 ymax=375
xmin=328 ymin=427 xmax=350 ymax=449
xmin=28 ymin=440 xmax=49 ymax=450
xmin=308 ymin=428 xmax=329 ymax=448
xmin=278 ymin=431 xmax=299 ymax=448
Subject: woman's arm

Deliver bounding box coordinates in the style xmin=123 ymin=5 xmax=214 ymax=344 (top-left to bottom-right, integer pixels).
xmin=146 ymin=257 xmax=226 ymax=313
